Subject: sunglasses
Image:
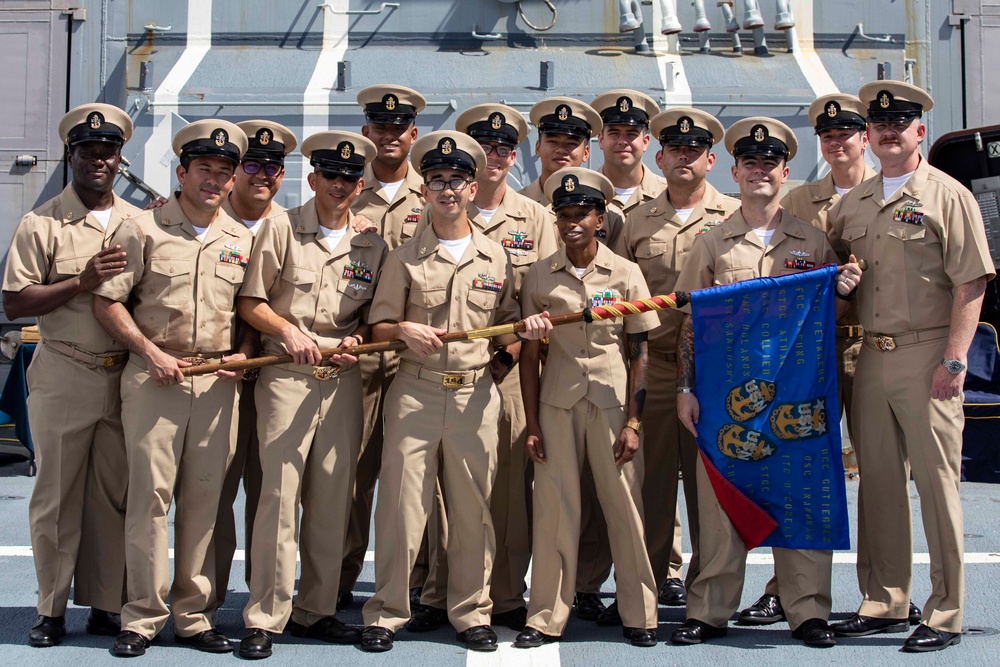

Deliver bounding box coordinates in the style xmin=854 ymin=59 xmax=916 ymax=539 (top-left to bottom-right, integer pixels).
xmin=425 ymin=177 xmax=472 ymax=191
xmin=317 ymin=170 xmax=361 ymax=183
xmin=242 ymin=160 xmax=283 ymax=177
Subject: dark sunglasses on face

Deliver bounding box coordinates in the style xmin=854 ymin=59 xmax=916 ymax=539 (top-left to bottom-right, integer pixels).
xmin=479 ymin=144 xmax=513 ymax=158
xmin=242 ymin=160 xmax=283 ymax=178
xmin=425 ymin=177 xmax=472 ymax=191
xmin=317 ymin=170 xmax=361 ymax=183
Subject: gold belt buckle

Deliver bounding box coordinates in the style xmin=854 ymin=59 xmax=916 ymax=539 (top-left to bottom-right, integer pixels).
xmin=242 ymin=367 xmax=261 ymax=382
xmin=183 ymin=356 xmax=208 ymax=366
xmin=102 ymin=355 xmax=121 ymax=367
xmin=872 ymin=335 xmax=896 ymax=351
xmin=442 ymin=373 xmax=466 ymax=389
xmin=313 ymin=365 xmax=341 ymax=381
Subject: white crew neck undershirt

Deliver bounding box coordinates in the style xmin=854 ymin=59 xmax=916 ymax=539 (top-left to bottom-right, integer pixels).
xmin=477 ymin=207 xmax=497 ymax=224
xmin=674 ymin=207 xmax=694 ymax=223
xmin=753 ymin=227 xmax=776 ymax=247
xmin=883 ymin=171 xmax=915 ymax=202
xmin=90 ymin=208 xmax=112 ymax=230
xmin=574 ymin=267 xmax=586 ymax=278
xmin=242 ymin=218 xmax=265 ymax=237
xmin=191 ymin=225 xmax=209 ymax=243
xmin=318 ymin=224 xmax=347 ymax=251
xmin=379 ymin=179 xmax=404 ymax=202
xmin=613 ymin=186 xmax=638 ymax=202
xmin=834 ymin=185 xmax=852 ymax=197
xmin=438 ymin=234 xmax=472 ymax=262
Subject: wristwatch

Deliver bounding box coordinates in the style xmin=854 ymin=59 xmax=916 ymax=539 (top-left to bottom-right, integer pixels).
xmin=941 ymin=359 xmax=966 ymax=375
xmin=625 ymin=419 xmax=642 ymax=433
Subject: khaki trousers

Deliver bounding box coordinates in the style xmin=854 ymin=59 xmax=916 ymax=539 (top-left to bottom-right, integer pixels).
xmin=526 ymin=400 xmax=657 ymax=635
xmin=214 ymin=377 xmax=262 ymax=607
xmin=763 ymin=335 xmax=861 ymax=597
xmin=644 ymin=355 xmax=700 ymax=587
xmin=686 ymin=455 xmax=832 ymax=630
xmin=362 ymin=370 xmax=500 ymax=633
xmin=243 ymin=364 xmax=362 ymax=631
xmin=27 ymin=342 xmax=127 ymax=616
xmin=851 ymin=338 xmax=964 ymax=632
xmin=416 ymin=366 xmax=533 ymax=614
xmin=119 ymin=359 xmax=240 ymax=639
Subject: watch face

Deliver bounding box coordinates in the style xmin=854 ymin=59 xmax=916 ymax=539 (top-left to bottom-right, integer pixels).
xmin=943 ymin=359 xmax=966 ymax=374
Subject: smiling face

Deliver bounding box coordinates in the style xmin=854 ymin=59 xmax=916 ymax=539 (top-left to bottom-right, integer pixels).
xmin=308 ymin=170 xmax=364 ymax=219
xmin=233 ymin=160 xmax=284 ymax=209
xmin=421 ymin=168 xmax=477 ymax=223
xmin=67 ymin=141 xmax=122 ymax=197
xmin=598 ymin=125 xmax=650 ymax=171
xmin=554 ymin=204 xmax=602 ymax=253
xmin=535 ymin=132 xmax=589 ymax=175
xmin=867 ymin=118 xmax=925 ymax=162
xmin=176 ymin=156 xmax=237 ymax=213
xmin=477 ymin=141 xmax=517 ymax=186
xmin=362 ymin=122 xmax=418 ymax=167
xmin=656 ymin=144 xmax=715 ymax=188
xmin=818 ymin=127 xmax=868 ymax=168
xmin=731 ymin=155 xmax=789 ymax=202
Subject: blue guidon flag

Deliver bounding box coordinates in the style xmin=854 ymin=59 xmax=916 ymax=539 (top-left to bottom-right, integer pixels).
xmin=690 ymin=264 xmax=850 ymax=550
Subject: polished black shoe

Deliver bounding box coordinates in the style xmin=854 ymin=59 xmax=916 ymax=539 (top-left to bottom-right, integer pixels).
xmin=574 ymin=593 xmax=606 ymax=621
xmin=238 ymin=629 xmax=273 ymax=660
xmin=337 ymin=590 xmax=354 ymax=611
xmin=658 ymin=578 xmax=687 ymax=607
xmin=406 ymin=604 xmax=448 ymax=632
xmin=110 ymin=631 xmax=151 ymax=658
xmin=830 ymin=613 xmax=908 ymax=637
xmin=360 ymin=626 xmax=393 ymax=652
xmin=670 ymin=619 xmax=728 ymax=645
xmin=286 ymin=616 xmax=361 ymax=644
xmin=737 ymin=593 xmax=785 ymax=625
xmin=513 ymin=627 xmax=559 ymax=648
xmin=175 ymin=628 xmax=233 ymax=653
xmin=901 ymin=624 xmax=961 ymax=652
xmin=792 ymin=618 xmax=836 ymax=648
xmin=492 ymin=607 xmax=528 ymax=631
xmin=624 ymin=627 xmax=657 ymax=647
xmin=596 ymin=600 xmax=622 ymax=627
xmin=28 ymin=615 xmax=66 ymax=648
xmin=86 ymin=608 xmax=121 ymax=637
xmin=909 ymin=601 xmax=922 ymax=625
xmin=456 ymin=625 xmax=498 ymax=652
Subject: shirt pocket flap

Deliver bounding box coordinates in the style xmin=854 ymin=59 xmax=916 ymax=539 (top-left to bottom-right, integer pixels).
xmin=887 ymin=224 xmax=926 ymax=241
xmin=215 ymin=262 xmax=245 ymax=284
xmin=149 ymin=257 xmax=192 ymax=277
xmin=842 ymin=225 xmax=868 ymax=243
xmin=338 ymin=278 xmax=373 ymax=300
xmin=637 ymin=240 xmax=669 ymax=259
xmin=282 ymin=266 xmax=317 ymax=286
xmin=468 ymin=288 xmax=499 ymax=310
xmin=409 ymin=287 xmax=449 ymax=309
xmin=53 ymin=256 xmax=87 ymax=276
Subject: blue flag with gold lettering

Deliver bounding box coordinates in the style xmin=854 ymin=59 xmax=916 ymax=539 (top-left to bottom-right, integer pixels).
xmin=689 ymin=264 xmax=850 ymax=550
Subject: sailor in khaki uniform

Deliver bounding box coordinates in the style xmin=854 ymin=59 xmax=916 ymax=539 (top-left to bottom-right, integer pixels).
xmin=237 ymin=131 xmax=386 ymax=659
xmin=92 ymin=120 xmax=253 ymax=657
xmin=591 ymin=89 xmax=666 ymax=215
xmin=359 ymin=132 xmax=549 ymax=654
xmin=671 ymin=118 xmax=862 ymax=649
xmin=3 ymin=104 xmax=138 ymax=647
xmin=827 ymin=81 xmax=994 ymax=653
xmin=514 ymin=168 xmax=659 ymax=648
xmin=342 ymin=84 xmax=429 ymax=605
xmin=614 ymin=108 xmax=740 ymax=609
xmin=408 ymin=105 xmax=558 ymax=631
xmin=740 ymin=95 xmax=883 ymax=626
xmin=214 ymin=119 xmax=296 ymax=609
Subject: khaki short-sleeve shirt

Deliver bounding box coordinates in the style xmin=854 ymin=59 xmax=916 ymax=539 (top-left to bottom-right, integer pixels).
xmin=520 ymin=177 xmax=625 ymax=250
xmin=615 ymin=183 xmax=740 ymax=356
xmin=351 ymin=161 xmax=426 ymax=250
xmin=239 ymin=202 xmax=388 ymax=356
xmin=417 ymin=188 xmax=557 ymax=295
xmin=827 ymin=158 xmax=995 ymax=334
xmin=368 ymin=224 xmax=520 ymax=371
xmin=674 ymin=209 xmax=839 ymax=297
xmin=3 ymin=184 xmax=142 ymax=353
xmin=521 ymin=243 xmax=657 ymax=410
xmin=93 ymin=195 xmax=254 ymax=353
xmin=599 ymin=163 xmax=666 ymax=215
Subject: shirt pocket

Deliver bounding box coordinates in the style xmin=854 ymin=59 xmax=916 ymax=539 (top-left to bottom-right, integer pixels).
xmin=53 ymin=256 xmax=88 ymax=278
xmin=467 ymin=288 xmax=499 ymax=314
xmin=148 ymin=257 xmax=193 ymax=306
xmin=841 ymin=224 xmax=868 ymax=249
xmin=635 ymin=240 xmax=673 ymax=290
xmin=886 ymin=222 xmax=930 ymax=272
xmin=215 ymin=262 xmax=245 ymax=309
xmin=279 ymin=265 xmax=318 ymax=322
xmin=333 ymin=277 xmax=373 ymax=319
xmin=715 ymin=267 xmax=757 ymax=285
xmin=408 ymin=287 xmax=449 ymax=324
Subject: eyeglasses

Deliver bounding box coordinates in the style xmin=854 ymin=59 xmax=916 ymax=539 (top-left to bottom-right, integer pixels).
xmin=425 ymin=178 xmax=472 ymax=191
xmin=242 ymin=160 xmax=283 ymax=178
xmin=317 ymin=170 xmax=360 ymax=183
xmin=479 ymin=144 xmax=513 ymax=158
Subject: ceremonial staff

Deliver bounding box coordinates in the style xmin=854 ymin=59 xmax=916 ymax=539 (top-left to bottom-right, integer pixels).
xmin=181 ymin=292 xmax=691 ymax=376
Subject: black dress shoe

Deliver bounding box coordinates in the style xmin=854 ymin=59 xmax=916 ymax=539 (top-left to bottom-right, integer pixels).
xmin=670 ymin=619 xmax=728 ymax=645
xmin=791 ymin=618 xmax=836 ymax=648
xmin=409 ymin=587 xmax=423 ymax=607
xmin=829 ymin=613 xmax=908 ymax=637
xmin=28 ymin=615 xmax=65 ymax=648
xmin=287 ymin=616 xmax=361 ymax=644
xmin=909 ymin=601 xmax=922 ymax=625
xmin=623 ymin=627 xmax=657 ymax=647
xmin=86 ymin=608 xmax=121 ymax=637
xmin=175 ymin=628 xmax=233 ymax=653
xmin=406 ymin=604 xmax=448 ymax=632
xmin=337 ymin=590 xmax=354 ymax=611
xmin=901 ymin=624 xmax=961 ymax=652
xmin=596 ymin=600 xmax=622 ymax=627
xmin=513 ymin=627 xmax=559 ymax=648
xmin=110 ymin=631 xmax=151 ymax=658
xmin=360 ymin=626 xmax=393 ymax=652
xmin=492 ymin=607 xmax=528 ymax=631
xmin=574 ymin=593 xmax=606 ymax=621
xmin=658 ymin=578 xmax=687 ymax=607
xmin=239 ymin=629 xmax=273 ymax=660
xmin=456 ymin=625 xmax=498 ymax=652
xmin=737 ymin=594 xmax=785 ymax=625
